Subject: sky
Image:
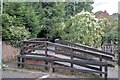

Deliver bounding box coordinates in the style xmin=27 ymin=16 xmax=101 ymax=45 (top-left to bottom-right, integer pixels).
xmin=92 ymin=0 xmax=120 ymax=15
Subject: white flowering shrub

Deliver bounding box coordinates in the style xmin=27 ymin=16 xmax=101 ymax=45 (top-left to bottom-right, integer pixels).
xmin=61 ymin=11 xmax=105 ymax=47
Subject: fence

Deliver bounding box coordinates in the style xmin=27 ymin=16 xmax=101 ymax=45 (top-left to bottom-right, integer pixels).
xmin=101 ymin=45 xmax=118 ymax=61
xmin=17 ymin=38 xmax=115 ymax=80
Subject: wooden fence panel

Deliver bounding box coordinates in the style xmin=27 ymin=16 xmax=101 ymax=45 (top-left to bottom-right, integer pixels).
xmin=17 ymin=38 xmax=115 ymax=79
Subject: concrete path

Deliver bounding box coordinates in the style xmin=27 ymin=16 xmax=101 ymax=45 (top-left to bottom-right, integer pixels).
xmin=2 ymin=64 xmax=81 ymax=78
xmin=2 ymin=70 xmax=40 ymax=78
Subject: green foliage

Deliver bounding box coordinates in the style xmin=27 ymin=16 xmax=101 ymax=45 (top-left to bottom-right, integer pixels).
xmin=2 ymin=2 xmax=94 ymax=47
xmin=2 ymin=3 xmax=42 ymax=47
xmin=64 ymin=2 xmax=94 ymax=19
xmin=3 ymin=26 xmax=30 ymax=47
xmin=3 ymin=2 xmax=42 ymax=36
xmin=46 ymin=2 xmax=94 ymax=40
xmin=2 ymin=13 xmax=30 ymax=47
xmin=60 ymin=11 xmax=105 ymax=47
xmin=102 ymin=16 xmax=118 ymax=44
xmin=46 ymin=3 xmax=65 ymax=39
xmin=21 ymin=3 xmax=41 ymax=38
xmin=36 ymin=2 xmax=66 ymax=39
xmin=94 ymin=11 xmax=118 ymax=45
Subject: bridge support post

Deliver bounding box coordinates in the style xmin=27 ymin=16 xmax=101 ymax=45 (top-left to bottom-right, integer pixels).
xmin=45 ymin=42 xmax=48 ymax=70
xmin=17 ymin=57 xmax=21 ymax=68
xmin=18 ymin=42 xmax=26 ymax=69
xmin=17 ymin=57 xmax=24 ymax=68
xmin=118 ymin=53 xmax=120 ymax=66
xmin=71 ymin=49 xmax=74 ymax=74
xmin=21 ymin=58 xmax=25 ymax=68
xmin=99 ymin=56 xmax=103 ymax=77
xmin=104 ymin=66 xmax=108 ymax=80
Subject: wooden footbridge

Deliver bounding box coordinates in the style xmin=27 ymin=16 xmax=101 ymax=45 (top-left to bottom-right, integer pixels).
xmin=17 ymin=38 xmax=115 ymax=80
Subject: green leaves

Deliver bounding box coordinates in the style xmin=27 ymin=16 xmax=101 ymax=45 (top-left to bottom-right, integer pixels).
xmin=3 ymin=25 xmax=30 ymax=47
xmin=2 ymin=2 xmax=94 ymax=47
xmin=101 ymin=16 xmax=118 ymax=44
xmin=61 ymin=11 xmax=105 ymax=47
xmin=2 ymin=3 xmax=35 ymax=47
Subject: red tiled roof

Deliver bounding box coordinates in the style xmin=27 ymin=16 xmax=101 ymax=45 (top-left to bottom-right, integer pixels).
xmin=96 ymin=10 xmax=109 ymax=19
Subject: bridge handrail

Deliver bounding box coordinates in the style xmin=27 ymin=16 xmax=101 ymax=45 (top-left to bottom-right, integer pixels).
xmin=23 ymin=40 xmax=114 ymax=62
xmin=55 ymin=39 xmax=114 ymax=57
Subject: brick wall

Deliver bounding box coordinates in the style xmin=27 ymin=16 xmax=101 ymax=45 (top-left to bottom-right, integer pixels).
xmin=2 ymin=41 xmax=20 ymax=62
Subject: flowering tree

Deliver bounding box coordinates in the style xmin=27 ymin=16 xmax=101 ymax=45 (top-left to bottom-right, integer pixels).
xmin=61 ymin=11 xmax=105 ymax=47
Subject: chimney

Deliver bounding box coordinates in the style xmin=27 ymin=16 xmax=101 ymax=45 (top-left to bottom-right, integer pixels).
xmin=104 ymin=10 xmax=107 ymax=13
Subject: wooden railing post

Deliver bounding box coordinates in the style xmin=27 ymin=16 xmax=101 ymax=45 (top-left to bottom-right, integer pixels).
xmin=21 ymin=58 xmax=25 ymax=68
xmin=71 ymin=49 xmax=74 ymax=74
xmin=17 ymin=57 xmax=21 ymax=68
xmin=100 ymin=56 xmax=103 ymax=77
xmin=20 ymin=42 xmax=25 ymax=68
xmin=20 ymin=42 xmax=25 ymax=55
xmin=104 ymin=66 xmax=108 ymax=80
xmin=45 ymin=42 xmax=48 ymax=70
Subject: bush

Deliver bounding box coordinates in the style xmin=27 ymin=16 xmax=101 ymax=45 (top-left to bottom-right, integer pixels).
xmin=2 ymin=14 xmax=30 ymax=47
xmin=60 ymin=11 xmax=105 ymax=47
xmin=3 ymin=26 xmax=30 ymax=47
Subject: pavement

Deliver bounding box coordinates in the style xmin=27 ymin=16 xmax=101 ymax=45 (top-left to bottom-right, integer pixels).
xmin=2 ymin=61 xmax=81 ymax=79
xmin=2 ymin=69 xmax=79 ymax=78
xmin=2 ymin=69 xmax=81 ymax=79
xmin=2 ymin=70 xmax=40 ymax=78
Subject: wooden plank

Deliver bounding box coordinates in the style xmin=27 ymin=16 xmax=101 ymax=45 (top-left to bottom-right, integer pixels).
xmin=24 ymin=42 xmax=43 ymax=53
xmin=23 ymin=53 xmax=47 ymax=57
xmin=55 ymin=39 xmax=114 ymax=57
xmin=20 ymin=53 xmax=100 ymax=71
xmin=48 ymin=48 xmax=98 ymax=61
xmin=17 ymin=55 xmax=114 ymax=67
xmin=52 ymin=65 xmax=107 ymax=75
xmin=54 ymin=61 xmax=100 ymax=71
xmin=24 ymin=49 xmax=33 ymax=53
xmin=23 ymin=47 xmax=45 ymax=51
xmin=17 ymin=62 xmax=49 ymax=67
xmin=24 ymin=43 xmax=45 ymax=47
xmin=25 ymin=43 xmax=40 ymax=48
xmin=46 ymin=42 xmax=113 ymax=61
